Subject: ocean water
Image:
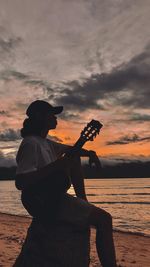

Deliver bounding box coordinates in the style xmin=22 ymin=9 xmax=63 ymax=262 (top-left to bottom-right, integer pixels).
xmin=0 ymin=178 xmax=149 ymax=237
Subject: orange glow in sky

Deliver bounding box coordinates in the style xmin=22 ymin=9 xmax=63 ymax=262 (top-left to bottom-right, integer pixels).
xmin=49 ymin=119 xmax=150 ymax=158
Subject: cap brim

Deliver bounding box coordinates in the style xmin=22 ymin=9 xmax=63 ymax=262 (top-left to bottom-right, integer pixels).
xmin=53 ymin=106 xmax=63 ymax=114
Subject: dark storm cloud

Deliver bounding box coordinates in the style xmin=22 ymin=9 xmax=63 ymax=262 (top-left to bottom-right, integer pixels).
xmin=8 ymin=41 xmax=147 ymax=121
xmin=8 ymin=70 xmax=29 ymax=80
xmin=0 ymin=44 xmax=149 ymax=122
xmin=0 ymin=129 xmax=21 ymax=141
xmin=53 ymin=45 xmax=150 ymax=113
xmin=53 ymin=83 xmax=105 ymax=114
xmin=106 ymin=134 xmax=150 ymax=146
xmin=26 ymin=80 xmax=54 ymax=93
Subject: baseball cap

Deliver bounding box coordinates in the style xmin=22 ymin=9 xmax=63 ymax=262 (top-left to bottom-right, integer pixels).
xmin=26 ymin=100 xmax=63 ymax=117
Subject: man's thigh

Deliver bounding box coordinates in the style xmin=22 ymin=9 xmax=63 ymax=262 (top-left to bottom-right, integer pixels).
xmin=57 ymin=193 xmax=94 ymax=228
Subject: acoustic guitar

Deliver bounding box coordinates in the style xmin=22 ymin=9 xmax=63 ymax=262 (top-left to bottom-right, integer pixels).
xmin=21 ymin=120 xmax=103 ymax=220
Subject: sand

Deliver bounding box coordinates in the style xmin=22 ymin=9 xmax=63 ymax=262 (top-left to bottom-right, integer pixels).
xmin=0 ymin=212 xmax=149 ymax=267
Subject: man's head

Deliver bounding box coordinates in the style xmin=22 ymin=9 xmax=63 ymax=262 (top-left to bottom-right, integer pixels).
xmin=26 ymin=100 xmax=63 ymax=130
xmin=21 ymin=100 xmax=63 ymax=138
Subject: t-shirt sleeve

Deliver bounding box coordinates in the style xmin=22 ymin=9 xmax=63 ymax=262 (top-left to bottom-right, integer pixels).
xmin=16 ymin=142 xmax=38 ymax=174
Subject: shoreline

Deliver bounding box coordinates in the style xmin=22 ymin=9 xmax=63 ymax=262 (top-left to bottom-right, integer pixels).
xmin=0 ymin=212 xmax=150 ymax=267
xmin=0 ymin=211 xmax=149 ymax=238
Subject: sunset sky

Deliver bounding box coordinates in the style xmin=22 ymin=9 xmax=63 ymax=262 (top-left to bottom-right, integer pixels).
xmin=0 ymin=0 xmax=150 ymax=167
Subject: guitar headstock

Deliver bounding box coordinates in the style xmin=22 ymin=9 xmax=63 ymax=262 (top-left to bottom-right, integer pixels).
xmin=80 ymin=120 xmax=103 ymax=143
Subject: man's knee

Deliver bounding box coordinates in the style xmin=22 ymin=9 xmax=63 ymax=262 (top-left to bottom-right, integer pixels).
xmin=88 ymin=207 xmax=113 ymax=229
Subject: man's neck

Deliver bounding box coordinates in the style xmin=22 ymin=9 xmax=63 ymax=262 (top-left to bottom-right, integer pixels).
xmin=39 ymin=129 xmax=49 ymax=139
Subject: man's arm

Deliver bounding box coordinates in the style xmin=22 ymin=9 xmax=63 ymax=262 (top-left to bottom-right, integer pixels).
xmin=79 ymin=148 xmax=91 ymax=157
xmin=54 ymin=140 xmax=96 ymax=159
xmin=78 ymin=148 xmax=102 ymax=170
xmin=64 ymin=145 xmax=93 ymax=158
xmin=69 ymin=150 xmax=102 ymax=201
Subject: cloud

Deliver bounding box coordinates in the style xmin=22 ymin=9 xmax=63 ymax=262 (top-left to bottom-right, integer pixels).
xmin=0 ymin=69 xmax=55 ymax=98
xmin=0 ymin=128 xmax=62 ymax=143
xmin=0 ymin=70 xmax=54 ymax=93
xmin=0 ymin=150 xmax=16 ymax=167
xmin=0 ymin=0 xmax=149 ymax=121
xmin=0 ymin=40 xmax=146 ymax=123
xmin=0 ymin=36 xmax=21 ymax=54
xmin=0 ymin=129 xmax=21 ymax=141
xmin=50 ymin=44 xmax=150 ymax=119
xmin=47 ymin=135 xmax=63 ymax=143
xmin=0 ymin=44 xmax=149 ymax=124
xmin=106 ymin=134 xmax=150 ymax=145
xmin=0 ymin=110 xmax=7 ymax=115
xmin=129 ymin=113 xmax=150 ymax=122
xmin=1 ymin=0 xmax=149 ymax=81
xmin=0 ymin=26 xmax=22 ymax=66
xmin=0 ymin=69 xmax=34 ymax=81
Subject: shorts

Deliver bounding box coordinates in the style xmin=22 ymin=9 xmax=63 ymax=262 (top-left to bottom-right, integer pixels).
xmin=56 ymin=193 xmax=94 ymax=228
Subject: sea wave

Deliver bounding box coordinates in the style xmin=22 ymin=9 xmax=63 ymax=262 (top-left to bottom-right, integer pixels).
xmin=91 ymin=201 xmax=150 ymax=204
xmin=113 ymin=228 xmax=150 ymax=238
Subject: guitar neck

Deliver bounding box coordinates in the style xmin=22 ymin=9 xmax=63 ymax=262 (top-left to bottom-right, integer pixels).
xmin=74 ymin=137 xmax=86 ymax=150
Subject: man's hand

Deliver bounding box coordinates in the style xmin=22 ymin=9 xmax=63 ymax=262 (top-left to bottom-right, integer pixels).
xmin=88 ymin=150 xmax=102 ymax=172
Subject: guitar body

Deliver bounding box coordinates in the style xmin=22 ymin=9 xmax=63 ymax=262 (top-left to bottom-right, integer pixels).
xmin=21 ymin=170 xmax=71 ymax=219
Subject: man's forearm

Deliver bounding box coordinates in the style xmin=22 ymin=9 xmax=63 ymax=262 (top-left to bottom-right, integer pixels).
xmin=79 ymin=148 xmax=89 ymax=157
xmin=79 ymin=148 xmax=95 ymax=157
xmin=71 ymin=176 xmax=87 ymax=200
xmin=69 ymin=156 xmax=87 ymax=201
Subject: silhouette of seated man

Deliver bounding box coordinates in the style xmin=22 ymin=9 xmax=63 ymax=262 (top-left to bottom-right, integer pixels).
xmin=14 ymin=100 xmax=117 ymax=267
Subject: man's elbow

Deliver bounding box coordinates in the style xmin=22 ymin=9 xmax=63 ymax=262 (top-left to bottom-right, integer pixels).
xmin=15 ymin=175 xmax=23 ymax=190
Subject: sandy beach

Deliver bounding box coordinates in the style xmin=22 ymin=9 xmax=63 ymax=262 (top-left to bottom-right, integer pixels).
xmin=0 ymin=212 xmax=149 ymax=267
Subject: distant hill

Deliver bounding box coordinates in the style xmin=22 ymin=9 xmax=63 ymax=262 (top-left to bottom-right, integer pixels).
xmin=0 ymin=161 xmax=150 ymax=180
xmin=0 ymin=166 xmax=16 ymax=180
xmin=82 ymin=161 xmax=150 ymax=178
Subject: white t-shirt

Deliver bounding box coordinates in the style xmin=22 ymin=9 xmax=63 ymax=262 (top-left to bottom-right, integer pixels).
xmin=16 ymin=135 xmax=69 ymax=174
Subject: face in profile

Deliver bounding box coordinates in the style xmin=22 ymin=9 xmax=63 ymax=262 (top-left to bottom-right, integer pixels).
xmin=43 ymin=113 xmax=57 ymax=130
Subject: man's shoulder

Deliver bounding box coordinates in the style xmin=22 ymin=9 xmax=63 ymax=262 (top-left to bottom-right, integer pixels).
xmin=21 ymin=135 xmax=39 ymax=144
xmin=16 ymin=136 xmax=39 ymax=162
xmin=46 ymin=138 xmax=70 ymax=154
xmin=19 ymin=136 xmax=44 ymax=149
